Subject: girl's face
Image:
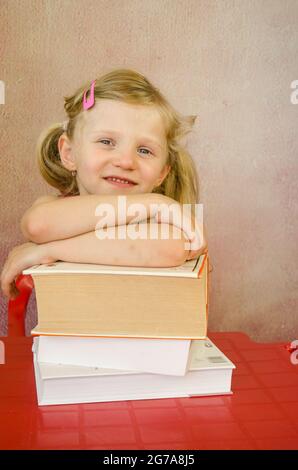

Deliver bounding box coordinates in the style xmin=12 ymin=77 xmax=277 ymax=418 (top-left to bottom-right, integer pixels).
xmin=59 ymin=99 xmax=171 ymax=196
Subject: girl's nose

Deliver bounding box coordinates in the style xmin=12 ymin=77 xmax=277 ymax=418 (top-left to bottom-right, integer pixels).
xmin=113 ymin=150 xmax=138 ymax=170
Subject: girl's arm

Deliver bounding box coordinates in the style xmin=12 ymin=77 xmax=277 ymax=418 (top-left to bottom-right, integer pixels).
xmin=1 ymin=221 xmax=198 ymax=299
xmin=20 ymin=193 xmax=177 ymax=244
xmin=21 ymin=193 xmax=207 ymax=260
xmin=21 ymin=195 xmax=59 ymax=241
xmin=43 ymin=222 xmax=191 ymax=268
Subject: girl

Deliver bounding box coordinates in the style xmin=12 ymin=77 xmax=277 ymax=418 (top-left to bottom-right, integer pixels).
xmin=1 ymin=68 xmax=207 ymax=300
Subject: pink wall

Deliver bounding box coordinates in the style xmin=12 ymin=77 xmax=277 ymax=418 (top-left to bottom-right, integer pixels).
xmin=1 ymin=0 xmax=297 ymax=342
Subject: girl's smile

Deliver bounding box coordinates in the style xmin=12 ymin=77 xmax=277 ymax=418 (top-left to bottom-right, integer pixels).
xmin=103 ymin=175 xmax=138 ymax=188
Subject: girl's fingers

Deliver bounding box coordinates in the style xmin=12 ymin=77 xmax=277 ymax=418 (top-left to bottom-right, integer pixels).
xmin=1 ymin=265 xmax=18 ymax=299
xmin=154 ymin=209 xmax=203 ymax=250
xmin=1 ymin=281 xmax=9 ymax=299
xmin=1 ymin=274 xmax=11 ymax=298
xmin=1 ymin=245 xmax=31 ymax=299
xmin=0 ymin=269 xmax=8 ymax=297
xmin=9 ymin=280 xmax=20 ymax=300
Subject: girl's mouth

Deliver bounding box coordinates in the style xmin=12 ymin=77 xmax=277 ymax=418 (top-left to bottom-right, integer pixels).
xmin=103 ymin=176 xmax=137 ymax=188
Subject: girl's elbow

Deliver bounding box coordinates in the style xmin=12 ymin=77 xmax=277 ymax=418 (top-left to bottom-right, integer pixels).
xmin=20 ymin=214 xmax=46 ymax=243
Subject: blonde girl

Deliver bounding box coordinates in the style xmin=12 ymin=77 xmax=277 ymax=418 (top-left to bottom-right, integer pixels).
xmin=1 ymin=68 xmax=207 ymax=299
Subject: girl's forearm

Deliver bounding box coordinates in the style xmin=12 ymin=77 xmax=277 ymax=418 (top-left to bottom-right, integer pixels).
xmin=45 ymin=223 xmax=189 ymax=268
xmin=24 ymin=193 xmax=173 ymax=244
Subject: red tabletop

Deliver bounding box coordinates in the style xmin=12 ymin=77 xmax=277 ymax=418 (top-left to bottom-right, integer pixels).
xmin=1 ymin=331 xmax=298 ymax=450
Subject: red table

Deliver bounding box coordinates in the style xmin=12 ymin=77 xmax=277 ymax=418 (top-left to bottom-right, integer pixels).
xmin=1 ymin=331 xmax=298 ymax=450
xmin=1 ymin=276 xmax=298 ymax=450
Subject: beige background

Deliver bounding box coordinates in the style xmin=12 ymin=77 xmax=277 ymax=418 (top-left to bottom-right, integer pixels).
xmin=0 ymin=0 xmax=297 ymax=342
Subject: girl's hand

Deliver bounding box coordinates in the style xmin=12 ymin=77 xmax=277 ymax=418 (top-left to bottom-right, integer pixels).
xmin=0 ymin=242 xmax=56 ymax=300
xmin=153 ymin=194 xmax=205 ymax=255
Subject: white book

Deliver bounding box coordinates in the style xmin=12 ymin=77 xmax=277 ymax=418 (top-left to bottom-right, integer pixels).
xmin=35 ymin=335 xmax=191 ymax=376
xmin=33 ymin=337 xmax=236 ymax=406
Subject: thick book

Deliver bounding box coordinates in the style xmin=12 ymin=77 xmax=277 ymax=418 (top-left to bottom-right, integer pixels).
xmin=23 ymin=253 xmax=209 ymax=340
xmin=35 ymin=335 xmax=191 ymax=376
xmin=32 ymin=337 xmax=235 ymax=406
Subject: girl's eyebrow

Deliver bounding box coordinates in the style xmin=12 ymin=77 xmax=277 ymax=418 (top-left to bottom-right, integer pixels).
xmin=90 ymin=129 xmax=163 ymax=149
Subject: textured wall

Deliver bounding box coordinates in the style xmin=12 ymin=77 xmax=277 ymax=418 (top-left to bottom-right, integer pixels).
xmin=0 ymin=0 xmax=297 ymax=342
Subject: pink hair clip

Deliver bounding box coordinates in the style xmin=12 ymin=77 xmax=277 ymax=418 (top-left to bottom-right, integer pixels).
xmin=83 ymin=80 xmax=96 ymax=110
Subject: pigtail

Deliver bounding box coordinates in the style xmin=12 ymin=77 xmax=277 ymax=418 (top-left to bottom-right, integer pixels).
xmin=36 ymin=123 xmax=79 ymax=196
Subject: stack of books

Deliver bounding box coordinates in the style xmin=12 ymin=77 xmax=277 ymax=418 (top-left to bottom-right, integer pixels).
xmin=23 ymin=254 xmax=236 ymax=406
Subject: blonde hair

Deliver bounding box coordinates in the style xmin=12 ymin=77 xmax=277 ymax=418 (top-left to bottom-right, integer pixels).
xmin=37 ymin=68 xmax=200 ymax=204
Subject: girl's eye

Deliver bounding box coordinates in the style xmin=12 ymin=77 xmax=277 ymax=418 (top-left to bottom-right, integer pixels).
xmin=99 ymin=140 xmax=153 ymax=156
xmin=139 ymin=148 xmax=153 ymax=156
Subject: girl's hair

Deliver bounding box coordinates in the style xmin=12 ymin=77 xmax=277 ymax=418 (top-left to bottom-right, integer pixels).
xmin=37 ymin=68 xmax=200 ymax=204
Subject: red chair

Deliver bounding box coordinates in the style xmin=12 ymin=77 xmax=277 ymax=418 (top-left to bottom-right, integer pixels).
xmin=7 ymin=274 xmax=34 ymax=337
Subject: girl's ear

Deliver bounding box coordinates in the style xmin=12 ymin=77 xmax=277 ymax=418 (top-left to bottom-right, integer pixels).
xmin=58 ymin=134 xmax=77 ymax=172
xmin=156 ymin=164 xmax=171 ymax=186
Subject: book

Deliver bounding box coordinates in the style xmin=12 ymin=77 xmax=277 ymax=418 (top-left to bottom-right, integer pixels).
xmin=23 ymin=253 xmax=209 ymax=339
xmin=35 ymin=335 xmax=192 ymax=376
xmin=32 ymin=337 xmax=236 ymax=406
